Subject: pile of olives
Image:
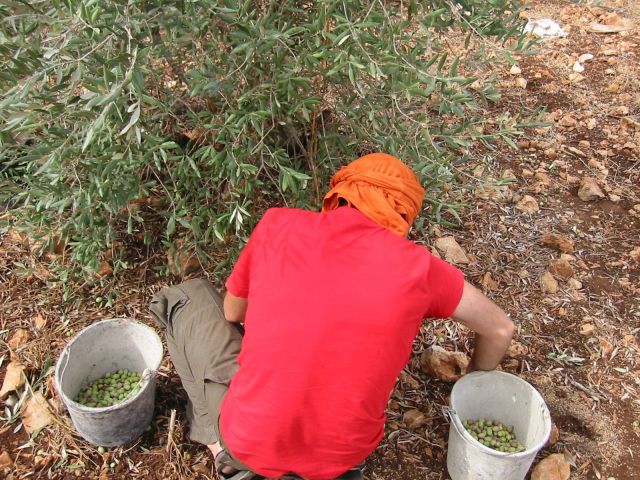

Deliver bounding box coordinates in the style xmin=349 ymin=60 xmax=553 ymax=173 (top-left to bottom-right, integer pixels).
xmin=75 ymin=369 xmax=142 ymax=408
xmin=462 ymin=419 xmax=525 ymax=453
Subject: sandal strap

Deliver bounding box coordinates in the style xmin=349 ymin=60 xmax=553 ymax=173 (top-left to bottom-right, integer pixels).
xmin=214 ymin=450 xmax=258 ymax=480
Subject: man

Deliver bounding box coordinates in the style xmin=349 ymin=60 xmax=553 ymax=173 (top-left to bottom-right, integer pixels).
xmin=150 ymin=153 xmax=514 ymax=480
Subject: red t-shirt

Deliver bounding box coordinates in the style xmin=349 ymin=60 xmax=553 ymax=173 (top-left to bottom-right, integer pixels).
xmin=221 ymin=207 xmax=464 ymax=479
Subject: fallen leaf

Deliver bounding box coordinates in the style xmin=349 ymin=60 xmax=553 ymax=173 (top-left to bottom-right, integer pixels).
xmin=32 ymin=315 xmax=47 ymax=330
xmin=434 ymin=236 xmax=469 ymax=265
xmin=192 ymin=463 xmax=210 ymax=475
xmin=580 ymin=323 xmax=595 ymax=336
xmin=21 ymin=392 xmax=54 ymax=435
xmin=167 ymin=241 xmax=201 ymax=276
xmin=0 ymin=361 xmax=26 ymax=400
xmin=96 ymin=260 xmax=114 ymax=278
xmin=482 ymin=272 xmax=499 ymax=290
xmin=8 ymin=329 xmax=29 ymax=350
xmin=599 ymin=338 xmax=614 ymax=356
xmin=0 ymin=451 xmax=13 ymax=469
xmin=546 ymin=423 xmax=560 ymax=447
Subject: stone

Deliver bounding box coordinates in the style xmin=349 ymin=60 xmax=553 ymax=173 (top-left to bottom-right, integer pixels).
xmin=565 ymin=146 xmax=586 ymax=157
xmin=578 ymin=177 xmax=605 ymax=201
xmin=610 ymin=105 xmax=629 ymax=116
xmin=580 ymin=323 xmax=595 ymax=336
xmin=506 ymin=341 xmax=529 ymax=357
xmin=590 ymin=13 xmax=633 ymax=33
xmin=541 ymin=233 xmax=575 ymax=254
xmin=516 ymin=195 xmax=539 ymax=214
xmin=434 ymin=237 xmax=469 ymax=265
xmin=420 ymin=346 xmax=469 ymax=382
xmin=531 ymin=454 xmax=570 ymax=480
xmin=549 ymin=258 xmax=574 ymax=280
xmin=567 ymin=278 xmax=583 ymax=290
xmin=8 ymin=329 xmax=29 ymax=350
xmin=558 ymin=115 xmax=577 ymax=128
xmin=535 ymin=172 xmax=551 ymax=185
xmin=540 ymin=271 xmax=559 ymax=294
xmin=403 ymin=409 xmax=428 ymax=429
xmin=510 ymin=65 xmax=522 ymax=75
xmin=516 ymin=77 xmax=528 ymax=89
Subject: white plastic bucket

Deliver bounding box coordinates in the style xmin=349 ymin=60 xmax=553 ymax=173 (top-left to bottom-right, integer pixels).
xmin=446 ymin=371 xmax=551 ymax=480
xmin=55 ymin=318 xmax=163 ymax=446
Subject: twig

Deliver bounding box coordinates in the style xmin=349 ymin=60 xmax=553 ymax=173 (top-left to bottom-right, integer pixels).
xmin=166 ymin=408 xmax=176 ymax=453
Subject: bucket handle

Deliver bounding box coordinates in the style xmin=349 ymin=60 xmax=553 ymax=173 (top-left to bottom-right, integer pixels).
xmin=56 ymin=344 xmax=72 ymax=395
xmin=443 ymin=405 xmax=456 ymax=423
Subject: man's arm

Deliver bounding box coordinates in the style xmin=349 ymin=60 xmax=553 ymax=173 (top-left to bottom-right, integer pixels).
xmin=223 ymin=291 xmax=248 ymax=323
xmin=451 ymin=280 xmax=515 ymax=372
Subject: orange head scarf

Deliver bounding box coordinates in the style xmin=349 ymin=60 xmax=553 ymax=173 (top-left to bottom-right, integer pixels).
xmin=322 ymin=153 xmax=425 ymax=236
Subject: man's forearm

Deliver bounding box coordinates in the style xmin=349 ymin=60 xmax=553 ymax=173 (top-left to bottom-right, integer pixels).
xmin=451 ymin=281 xmax=515 ymax=373
xmin=468 ymin=328 xmax=513 ymax=372
xmin=223 ymin=292 xmax=248 ymax=323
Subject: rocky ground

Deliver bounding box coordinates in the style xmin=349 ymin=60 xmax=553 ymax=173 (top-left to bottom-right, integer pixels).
xmin=1 ymin=1 xmax=638 ymax=479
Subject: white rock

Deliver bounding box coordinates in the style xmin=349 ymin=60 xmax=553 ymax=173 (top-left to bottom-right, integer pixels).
xmin=524 ymin=19 xmax=569 ymax=38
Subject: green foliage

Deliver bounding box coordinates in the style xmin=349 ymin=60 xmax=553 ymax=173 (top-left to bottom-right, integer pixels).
xmin=1 ymin=0 xmax=531 ymax=274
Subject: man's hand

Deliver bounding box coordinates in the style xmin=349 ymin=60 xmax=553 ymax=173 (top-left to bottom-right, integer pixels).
xmin=223 ymin=291 xmax=248 ymax=323
xmin=451 ymin=281 xmax=515 ymax=372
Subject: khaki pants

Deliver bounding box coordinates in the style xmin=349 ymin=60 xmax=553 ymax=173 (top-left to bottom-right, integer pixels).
xmin=149 ymin=278 xmax=249 ymax=471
